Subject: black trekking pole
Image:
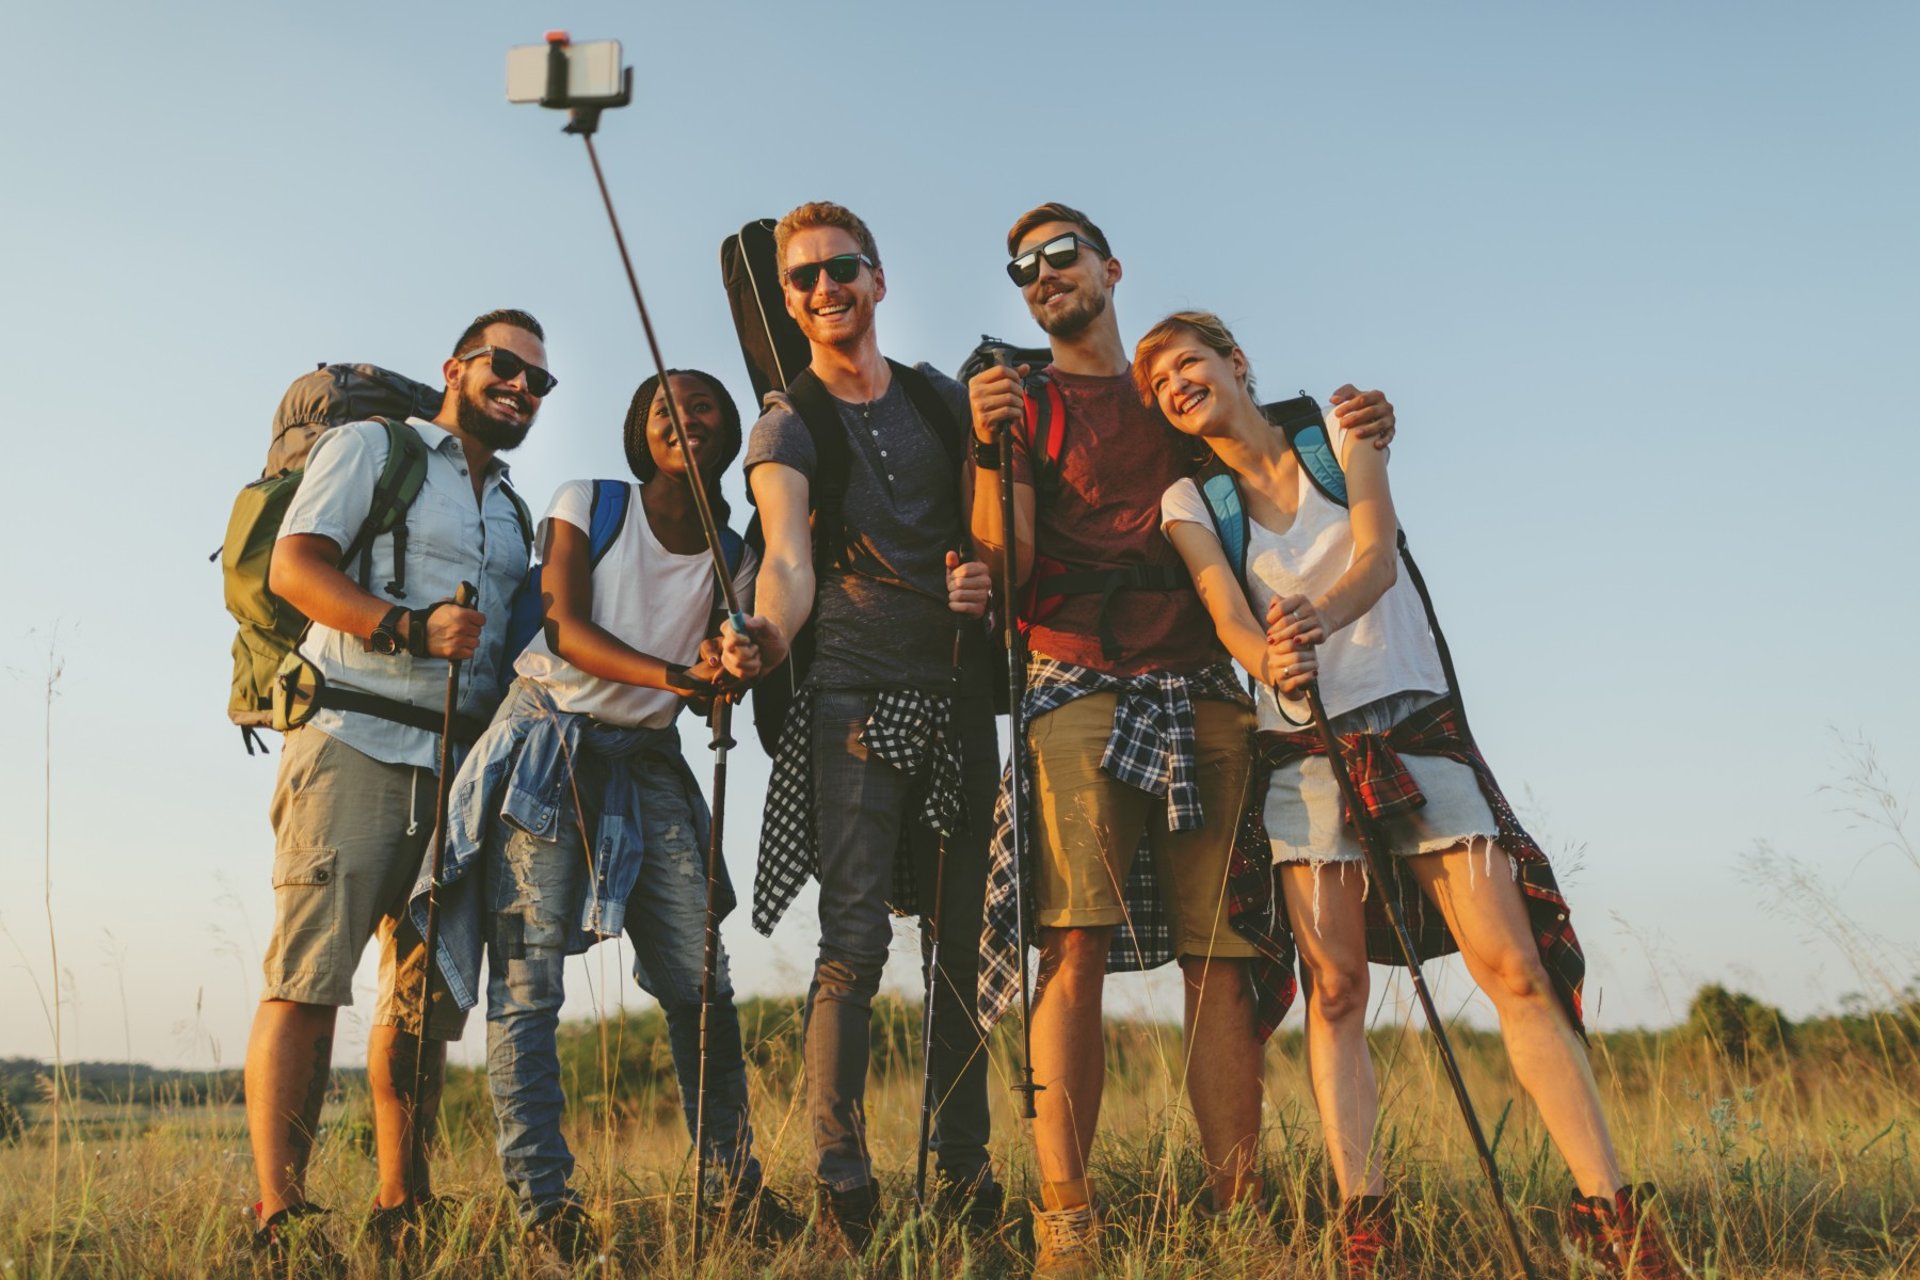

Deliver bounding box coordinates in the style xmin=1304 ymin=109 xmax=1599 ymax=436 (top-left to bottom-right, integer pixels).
xmin=410 ymin=580 xmax=477 ymax=1182
xmin=693 ymin=690 xmax=736 ymax=1267
xmin=989 ymin=352 xmax=1044 ymax=1121
xmin=914 ymin=628 xmax=968 ymax=1210
xmin=1301 ymin=679 xmax=1538 ymax=1280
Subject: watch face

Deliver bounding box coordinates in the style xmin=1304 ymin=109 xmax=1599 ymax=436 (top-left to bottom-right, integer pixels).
xmin=372 ymin=628 xmax=399 ymax=656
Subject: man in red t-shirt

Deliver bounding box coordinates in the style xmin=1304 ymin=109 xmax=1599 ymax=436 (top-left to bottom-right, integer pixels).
xmin=967 ymin=202 xmax=1394 ymax=1273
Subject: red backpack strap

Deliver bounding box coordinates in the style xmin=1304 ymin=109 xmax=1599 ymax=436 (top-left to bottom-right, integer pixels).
xmin=1014 ymin=371 xmax=1069 ymax=630
xmin=1023 ymin=372 xmax=1067 ymax=501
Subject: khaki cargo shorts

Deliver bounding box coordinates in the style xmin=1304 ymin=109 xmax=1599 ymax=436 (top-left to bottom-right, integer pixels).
xmin=260 ymin=727 xmax=466 ymax=1040
xmin=1028 ymin=693 xmax=1258 ymax=959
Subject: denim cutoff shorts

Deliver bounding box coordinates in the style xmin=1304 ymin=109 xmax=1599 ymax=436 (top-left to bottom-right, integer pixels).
xmin=1263 ymin=690 xmax=1502 ymax=867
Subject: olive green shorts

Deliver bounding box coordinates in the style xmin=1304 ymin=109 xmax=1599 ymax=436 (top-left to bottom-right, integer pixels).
xmin=1028 ymin=693 xmax=1258 ymax=959
xmin=260 ymin=727 xmax=466 ymax=1040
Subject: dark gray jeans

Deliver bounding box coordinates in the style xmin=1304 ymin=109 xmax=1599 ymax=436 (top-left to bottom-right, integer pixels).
xmin=807 ymin=688 xmax=998 ymax=1193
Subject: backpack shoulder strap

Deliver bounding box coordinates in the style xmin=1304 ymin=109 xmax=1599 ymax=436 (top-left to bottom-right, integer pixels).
xmin=1264 ymin=394 xmax=1346 ymax=508
xmin=500 ymin=477 xmax=535 ymax=557
xmin=888 ymin=360 xmax=965 ymax=466
xmin=784 ymin=369 xmax=854 ymax=572
xmin=1194 ymin=459 xmax=1254 ymax=598
xmin=586 ymin=478 xmax=632 ymax=569
xmin=339 ymin=417 xmax=432 ymax=596
xmin=1023 ymin=372 xmax=1068 ymax=499
xmin=706 ymin=525 xmax=749 ymax=632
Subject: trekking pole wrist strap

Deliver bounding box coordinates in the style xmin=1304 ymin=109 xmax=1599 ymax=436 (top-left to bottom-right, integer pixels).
xmin=407 ymin=598 xmax=459 ymax=658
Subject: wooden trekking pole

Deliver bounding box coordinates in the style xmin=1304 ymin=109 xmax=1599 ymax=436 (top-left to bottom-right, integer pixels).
xmin=410 ymin=580 xmax=477 ymax=1183
xmin=988 ymin=351 xmax=1044 ymax=1121
xmin=1301 ymin=678 xmax=1538 ymax=1280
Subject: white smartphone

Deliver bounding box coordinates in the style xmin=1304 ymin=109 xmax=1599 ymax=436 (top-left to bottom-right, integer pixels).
xmin=506 ymin=38 xmax=623 ymax=104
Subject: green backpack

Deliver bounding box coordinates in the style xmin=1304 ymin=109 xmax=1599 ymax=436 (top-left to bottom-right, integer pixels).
xmin=221 ymin=364 xmax=441 ymax=753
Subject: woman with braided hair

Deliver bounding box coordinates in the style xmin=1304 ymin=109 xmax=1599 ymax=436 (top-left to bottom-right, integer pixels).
xmin=443 ymin=369 xmax=802 ymax=1257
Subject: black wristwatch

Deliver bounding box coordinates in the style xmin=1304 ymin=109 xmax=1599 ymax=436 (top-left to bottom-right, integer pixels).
xmin=368 ymin=605 xmax=410 ymax=656
xmin=971 ymin=436 xmax=1001 ymax=469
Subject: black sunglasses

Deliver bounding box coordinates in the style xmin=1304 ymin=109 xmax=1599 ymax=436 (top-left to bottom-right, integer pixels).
xmin=1006 ymin=233 xmax=1104 ymax=287
xmin=455 ymin=345 xmax=557 ymax=397
xmin=784 ymin=253 xmax=875 ymax=292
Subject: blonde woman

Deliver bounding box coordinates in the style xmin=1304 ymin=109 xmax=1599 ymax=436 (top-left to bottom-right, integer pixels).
xmin=1138 ymin=311 xmax=1685 ymax=1280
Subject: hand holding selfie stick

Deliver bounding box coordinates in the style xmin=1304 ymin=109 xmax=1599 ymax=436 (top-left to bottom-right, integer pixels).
xmin=915 ymin=625 xmax=968 ymax=1210
xmin=517 ymin=32 xmax=748 ymax=638
xmin=692 ymin=688 xmax=735 ymax=1265
xmin=985 ymin=347 xmax=1044 ymax=1121
xmin=1300 ymin=677 xmax=1538 ymax=1280
xmin=410 ymin=580 xmax=477 ymax=1174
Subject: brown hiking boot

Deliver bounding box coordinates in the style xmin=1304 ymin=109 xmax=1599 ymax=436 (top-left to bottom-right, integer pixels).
xmin=250 ymin=1201 xmax=345 ymax=1279
xmin=1567 ymin=1184 xmax=1690 ymax=1279
xmin=1340 ymin=1195 xmax=1396 ymax=1279
xmin=1031 ymin=1202 xmax=1099 ymax=1279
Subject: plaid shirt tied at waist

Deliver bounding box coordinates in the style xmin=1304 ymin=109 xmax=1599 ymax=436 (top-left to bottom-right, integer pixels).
xmin=1251 ymin=694 xmax=1589 ymax=1038
xmin=752 ymin=683 xmax=966 ymax=936
xmin=978 ymin=657 xmax=1298 ymax=1040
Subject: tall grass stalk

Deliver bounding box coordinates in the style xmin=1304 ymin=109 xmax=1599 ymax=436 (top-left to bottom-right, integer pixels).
xmin=40 ymin=631 xmax=66 ymax=1274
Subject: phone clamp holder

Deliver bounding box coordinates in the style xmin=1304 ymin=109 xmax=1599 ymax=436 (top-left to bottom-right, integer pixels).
xmin=538 ymin=31 xmax=632 ymax=136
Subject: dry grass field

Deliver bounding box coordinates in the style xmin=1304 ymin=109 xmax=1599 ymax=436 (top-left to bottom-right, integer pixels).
xmin=3 ymin=990 xmax=1916 ymax=1279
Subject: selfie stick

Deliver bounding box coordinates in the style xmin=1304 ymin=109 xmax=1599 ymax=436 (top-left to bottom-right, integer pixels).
xmin=528 ymin=32 xmax=747 ymax=635
xmin=1300 ymin=678 xmax=1537 ymax=1280
xmin=987 ymin=348 xmax=1044 ymax=1122
xmin=410 ymin=581 xmax=478 ymax=1176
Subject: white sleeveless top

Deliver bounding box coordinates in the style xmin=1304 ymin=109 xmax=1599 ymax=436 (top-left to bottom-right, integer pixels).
xmin=514 ymin=479 xmax=758 ymax=729
xmin=1161 ymin=425 xmax=1446 ymax=731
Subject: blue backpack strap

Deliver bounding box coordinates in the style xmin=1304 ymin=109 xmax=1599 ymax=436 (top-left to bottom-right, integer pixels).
xmin=1263 ymin=394 xmax=1345 ymax=507
xmin=707 ymin=525 xmax=747 ymax=629
xmin=586 ymin=478 xmax=631 ymax=569
xmin=1195 ymin=461 xmax=1252 ymax=591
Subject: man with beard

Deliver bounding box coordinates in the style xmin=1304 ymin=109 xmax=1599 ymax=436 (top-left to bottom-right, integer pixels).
xmin=966 ymin=205 xmax=1394 ymax=1277
xmin=242 ymin=309 xmax=546 ymax=1264
xmin=721 ymin=202 xmax=1002 ymax=1248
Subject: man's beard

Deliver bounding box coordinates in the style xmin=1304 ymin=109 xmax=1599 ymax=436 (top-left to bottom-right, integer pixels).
xmin=1034 ymin=285 xmax=1107 ymax=339
xmin=457 ymin=385 xmax=532 ymax=450
xmin=796 ymin=294 xmax=874 ymax=349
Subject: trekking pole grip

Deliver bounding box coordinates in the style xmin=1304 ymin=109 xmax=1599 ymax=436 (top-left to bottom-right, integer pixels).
xmin=454 ymin=581 xmax=477 ymax=611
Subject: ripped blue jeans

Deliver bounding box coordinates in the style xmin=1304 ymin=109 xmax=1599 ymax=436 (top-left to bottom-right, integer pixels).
xmin=483 ymin=750 xmax=757 ymax=1221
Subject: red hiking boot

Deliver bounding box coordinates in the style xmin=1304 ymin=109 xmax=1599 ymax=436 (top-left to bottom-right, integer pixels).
xmin=1340 ymin=1194 xmax=1396 ymax=1279
xmin=1567 ymin=1184 xmax=1689 ymax=1279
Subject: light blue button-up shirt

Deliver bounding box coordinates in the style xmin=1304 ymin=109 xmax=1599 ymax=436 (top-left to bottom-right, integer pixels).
xmin=277 ymin=416 xmax=529 ymax=769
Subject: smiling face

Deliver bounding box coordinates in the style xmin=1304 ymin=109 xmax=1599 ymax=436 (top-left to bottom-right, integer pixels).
xmin=781 ymin=225 xmax=884 ymax=350
xmin=1014 ymin=219 xmax=1119 ymax=340
xmin=646 ymin=372 xmax=731 ymax=481
xmin=1140 ymin=331 xmax=1251 ymax=438
xmin=448 ymin=322 xmax=547 ymax=450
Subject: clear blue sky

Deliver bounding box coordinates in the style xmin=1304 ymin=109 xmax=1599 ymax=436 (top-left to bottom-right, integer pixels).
xmin=2 ymin=2 xmax=1914 ymax=1069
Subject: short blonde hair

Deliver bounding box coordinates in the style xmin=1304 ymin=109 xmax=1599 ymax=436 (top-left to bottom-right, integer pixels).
xmin=774 ymin=201 xmax=881 ymax=271
xmin=1131 ymin=310 xmax=1257 ymax=406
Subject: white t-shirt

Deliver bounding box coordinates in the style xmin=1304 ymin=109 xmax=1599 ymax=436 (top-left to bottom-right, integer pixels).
xmin=1161 ymin=421 xmax=1446 ymax=730
xmin=513 ymin=479 xmax=759 ymax=729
